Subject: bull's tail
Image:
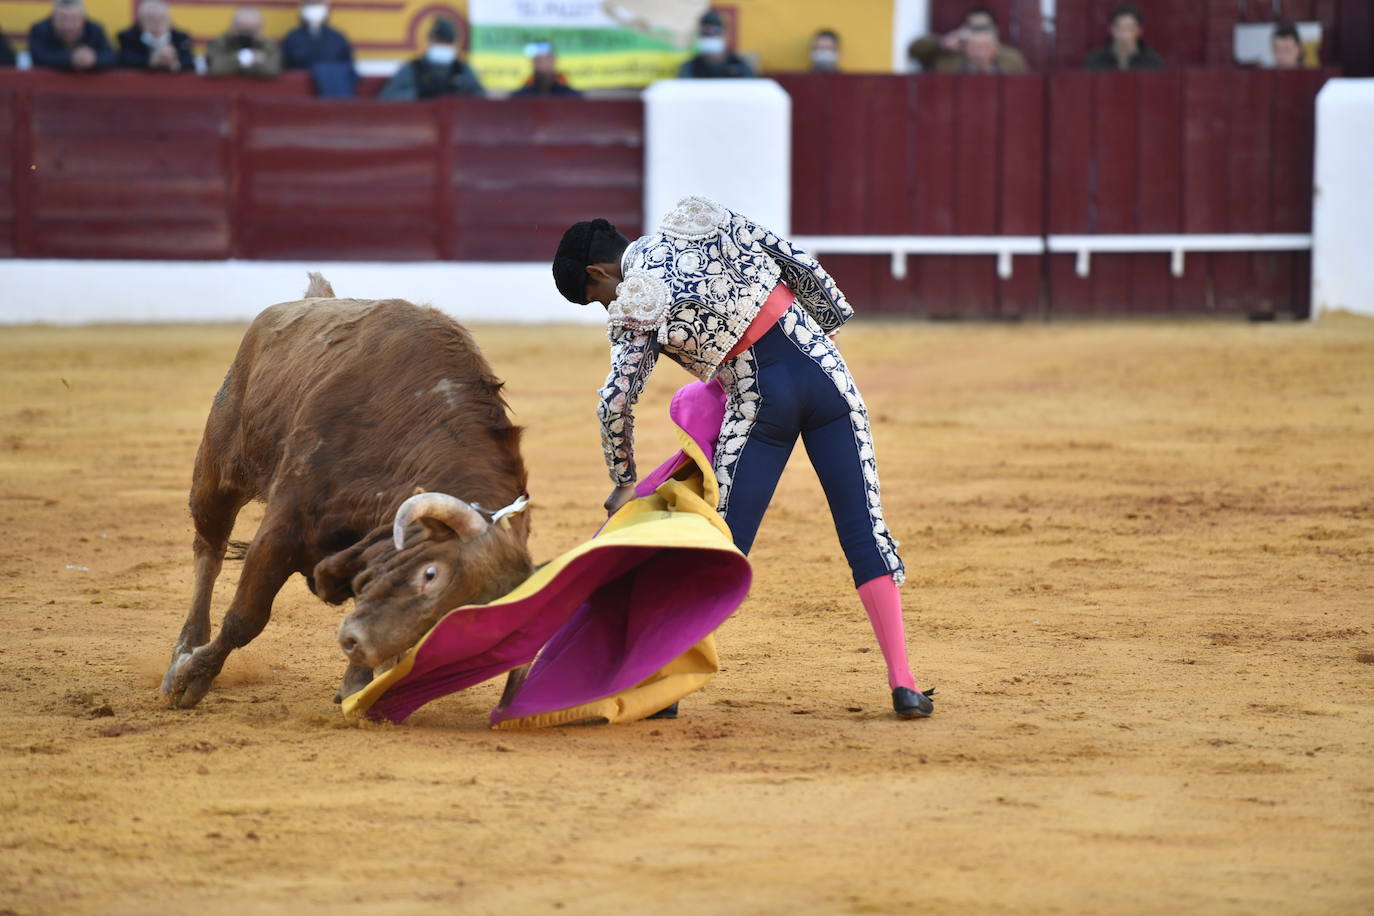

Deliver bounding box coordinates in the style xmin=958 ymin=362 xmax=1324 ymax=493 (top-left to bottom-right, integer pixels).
xmin=304 ymin=271 xmax=336 ymax=299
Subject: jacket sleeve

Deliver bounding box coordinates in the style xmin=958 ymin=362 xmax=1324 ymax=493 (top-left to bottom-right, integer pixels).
xmin=756 ymin=226 xmax=853 ymax=333
xmin=175 ymin=32 xmax=195 ymax=72
xmin=378 ymin=64 xmax=417 ymax=100
xmin=89 ymin=24 xmax=116 ymax=69
xmin=0 ymin=33 xmax=15 ymax=67
xmin=28 ymin=23 xmax=72 ymax=69
xmin=597 ymin=329 xmax=659 ymax=487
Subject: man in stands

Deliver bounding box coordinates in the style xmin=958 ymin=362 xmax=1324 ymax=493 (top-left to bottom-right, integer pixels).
xmin=28 ymin=0 xmax=115 ymax=71
xmin=206 ymin=7 xmax=282 ymax=78
xmin=282 ymin=0 xmax=353 ymax=70
xmin=511 ymin=41 xmax=580 ymax=97
xmin=117 ymin=0 xmax=194 ymax=73
xmin=1083 ymin=2 xmax=1163 ymax=70
xmin=677 ymin=10 xmax=754 ymax=78
xmin=379 ymin=17 xmax=482 ymax=99
xmin=808 ymin=29 xmax=840 ymax=73
xmin=1270 ymin=22 xmax=1311 ymax=70
xmin=907 ymin=5 xmax=1027 ymax=73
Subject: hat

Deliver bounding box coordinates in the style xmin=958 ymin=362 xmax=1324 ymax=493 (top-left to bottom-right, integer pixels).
xmin=428 ymin=17 xmax=457 ymax=43
xmin=552 ymin=219 xmax=628 ymax=305
xmin=700 ymin=10 xmax=724 ymax=28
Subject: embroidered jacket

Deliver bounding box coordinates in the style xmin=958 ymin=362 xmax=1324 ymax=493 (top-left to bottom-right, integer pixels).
xmin=597 ymin=196 xmax=853 ymax=486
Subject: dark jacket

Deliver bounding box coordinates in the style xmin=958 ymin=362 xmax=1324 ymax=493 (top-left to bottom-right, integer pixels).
xmin=205 ymin=32 xmax=282 ymax=78
xmin=27 ymin=16 xmax=116 ymax=70
xmin=116 ymin=25 xmax=195 ymax=71
xmin=379 ymin=57 xmax=483 ymax=100
xmin=510 ymin=74 xmax=581 ymax=98
xmin=677 ymin=52 xmax=755 ymax=78
xmin=1083 ymin=40 xmax=1163 ymax=71
xmin=282 ymin=23 xmax=353 ymax=69
xmin=0 ymin=31 xmax=16 ymax=67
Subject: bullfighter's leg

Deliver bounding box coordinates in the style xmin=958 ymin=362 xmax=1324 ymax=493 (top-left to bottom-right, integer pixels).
xmin=164 ymin=521 xmax=297 ymax=709
xmin=161 ymin=483 xmax=245 ymax=696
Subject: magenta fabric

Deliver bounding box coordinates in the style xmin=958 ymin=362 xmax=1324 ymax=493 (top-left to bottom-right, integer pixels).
xmin=360 ymin=380 xmax=741 ymax=725
xmin=632 ymin=380 xmax=727 ymax=498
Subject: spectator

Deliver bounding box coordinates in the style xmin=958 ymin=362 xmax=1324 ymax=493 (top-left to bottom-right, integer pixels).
xmin=677 ymin=10 xmax=754 ymax=78
xmin=808 ymin=28 xmax=839 ymax=73
xmin=282 ymin=0 xmax=352 ymax=70
xmin=1083 ymin=3 xmax=1163 ymax=71
xmin=117 ymin=0 xmax=193 ymax=72
xmin=0 ymin=31 xmax=15 ymax=67
xmin=907 ymin=5 xmax=1027 ymax=74
xmin=28 ymin=0 xmax=116 ymax=71
xmin=510 ymin=41 xmax=580 ymax=97
xmin=1270 ymin=22 xmax=1311 ymax=70
xmin=206 ymin=7 xmax=282 ymax=78
xmin=379 ymin=17 xmax=482 ymax=100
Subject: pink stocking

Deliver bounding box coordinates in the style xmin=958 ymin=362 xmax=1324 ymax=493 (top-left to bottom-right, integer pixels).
xmin=857 ymin=575 xmax=917 ymax=691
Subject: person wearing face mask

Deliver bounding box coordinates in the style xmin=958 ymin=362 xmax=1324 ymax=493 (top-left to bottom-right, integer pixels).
xmin=1083 ymin=3 xmax=1162 ymax=71
xmin=510 ymin=41 xmax=581 ymax=97
xmin=282 ymin=0 xmax=354 ymax=71
xmin=206 ymin=6 xmax=282 ymax=78
xmin=379 ymin=17 xmax=483 ymax=100
xmin=808 ymin=29 xmax=840 ymax=73
xmin=677 ymin=9 xmax=754 ymax=79
xmin=28 ymin=0 xmax=116 ymax=71
xmin=116 ymin=0 xmax=193 ymax=72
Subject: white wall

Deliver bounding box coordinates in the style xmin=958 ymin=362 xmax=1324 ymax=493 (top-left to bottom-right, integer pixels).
xmin=642 ymin=79 xmax=791 ymax=235
xmin=1312 ymin=79 xmax=1374 ymax=318
xmin=0 ymin=260 xmax=603 ymax=325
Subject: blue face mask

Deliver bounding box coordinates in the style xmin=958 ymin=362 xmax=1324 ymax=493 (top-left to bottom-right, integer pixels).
xmin=696 ymin=35 xmax=726 ymax=55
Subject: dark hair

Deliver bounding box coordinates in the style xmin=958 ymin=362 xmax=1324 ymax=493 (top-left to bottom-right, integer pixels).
xmin=814 ymin=28 xmax=839 ymax=44
xmin=552 ymin=219 xmax=629 ymax=305
xmin=1109 ymin=3 xmax=1143 ymax=25
xmin=966 ymin=4 xmax=997 ymax=26
xmin=1272 ymin=21 xmax=1300 ymax=43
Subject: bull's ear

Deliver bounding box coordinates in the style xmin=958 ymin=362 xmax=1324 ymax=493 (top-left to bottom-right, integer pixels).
xmin=313 ymin=543 xmax=365 ymax=604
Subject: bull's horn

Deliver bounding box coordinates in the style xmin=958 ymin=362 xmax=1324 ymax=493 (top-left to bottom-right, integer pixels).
xmin=392 ymin=492 xmax=487 ymax=550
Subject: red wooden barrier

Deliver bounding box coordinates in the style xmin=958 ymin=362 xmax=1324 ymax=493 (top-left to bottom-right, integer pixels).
xmin=777 ymin=72 xmax=1045 ymax=319
xmin=0 ymin=90 xmax=16 ymax=257
xmin=1044 ymin=68 xmax=1329 ymax=316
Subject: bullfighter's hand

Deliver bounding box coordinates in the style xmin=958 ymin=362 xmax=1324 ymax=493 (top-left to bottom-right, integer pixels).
xmin=604 ymin=484 xmax=637 ymax=517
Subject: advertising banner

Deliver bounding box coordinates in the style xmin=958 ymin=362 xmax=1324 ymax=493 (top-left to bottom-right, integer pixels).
xmin=469 ymin=0 xmax=705 ymax=91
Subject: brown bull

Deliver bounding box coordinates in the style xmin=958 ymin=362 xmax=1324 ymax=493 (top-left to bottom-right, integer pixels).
xmin=162 ymin=274 xmax=534 ymax=709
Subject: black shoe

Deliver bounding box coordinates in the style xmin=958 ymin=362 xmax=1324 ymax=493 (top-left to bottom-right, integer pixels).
xmin=646 ymin=702 xmax=679 ymax=720
xmin=892 ymin=686 xmax=935 ymax=718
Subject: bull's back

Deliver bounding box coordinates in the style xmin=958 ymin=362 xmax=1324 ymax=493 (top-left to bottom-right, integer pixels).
xmin=214 ymin=298 xmax=512 ymax=506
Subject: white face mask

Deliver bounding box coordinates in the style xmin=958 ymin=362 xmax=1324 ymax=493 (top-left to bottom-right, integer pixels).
xmin=300 ymin=4 xmax=328 ymax=27
xmin=142 ymin=30 xmax=170 ymax=47
xmin=696 ymin=35 xmax=726 ymax=55
xmin=811 ymin=47 xmax=837 ymax=68
xmin=425 ymin=43 xmax=456 ymax=65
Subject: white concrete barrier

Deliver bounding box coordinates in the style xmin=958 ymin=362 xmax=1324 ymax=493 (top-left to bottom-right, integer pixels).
xmin=1312 ymin=79 xmax=1374 ymax=318
xmin=0 ymin=260 xmax=602 ymax=325
xmin=642 ymin=79 xmax=791 ymax=234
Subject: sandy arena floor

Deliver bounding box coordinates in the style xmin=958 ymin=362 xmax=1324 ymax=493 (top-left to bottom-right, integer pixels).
xmin=1 ymin=310 xmax=1372 ymax=915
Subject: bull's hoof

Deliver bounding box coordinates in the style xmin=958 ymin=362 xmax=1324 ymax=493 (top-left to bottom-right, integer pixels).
xmin=161 ymin=649 xmax=217 ymax=709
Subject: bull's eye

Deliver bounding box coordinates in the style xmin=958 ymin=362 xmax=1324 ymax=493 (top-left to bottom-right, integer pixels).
xmin=424 ymin=565 xmax=438 ymax=582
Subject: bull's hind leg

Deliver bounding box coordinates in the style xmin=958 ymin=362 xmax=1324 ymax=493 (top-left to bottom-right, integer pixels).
xmin=164 ymin=519 xmax=297 ymax=709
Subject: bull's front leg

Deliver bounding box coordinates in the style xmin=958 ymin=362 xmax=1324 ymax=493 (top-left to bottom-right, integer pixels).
xmin=164 ymin=523 xmax=297 ymax=709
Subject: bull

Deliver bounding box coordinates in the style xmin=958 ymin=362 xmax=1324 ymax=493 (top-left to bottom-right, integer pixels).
xmin=161 ymin=274 xmax=534 ymax=709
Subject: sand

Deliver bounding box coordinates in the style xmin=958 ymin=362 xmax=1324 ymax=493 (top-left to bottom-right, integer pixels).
xmin=1 ymin=311 xmax=1372 ymax=915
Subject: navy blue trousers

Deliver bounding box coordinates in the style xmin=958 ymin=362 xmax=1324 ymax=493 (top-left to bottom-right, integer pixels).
xmin=714 ymin=309 xmax=903 ymax=588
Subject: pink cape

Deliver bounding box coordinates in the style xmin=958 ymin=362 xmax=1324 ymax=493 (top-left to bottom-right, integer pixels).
xmin=351 ymin=381 xmax=740 ymax=724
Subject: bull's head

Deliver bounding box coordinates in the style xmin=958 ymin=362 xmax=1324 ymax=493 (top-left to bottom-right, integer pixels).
xmin=316 ymin=492 xmax=533 ymax=670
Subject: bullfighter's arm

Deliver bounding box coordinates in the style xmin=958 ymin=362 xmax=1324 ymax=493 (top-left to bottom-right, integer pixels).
xmin=597 ymin=329 xmax=659 ymax=487
xmin=743 ymin=213 xmax=854 ymax=334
